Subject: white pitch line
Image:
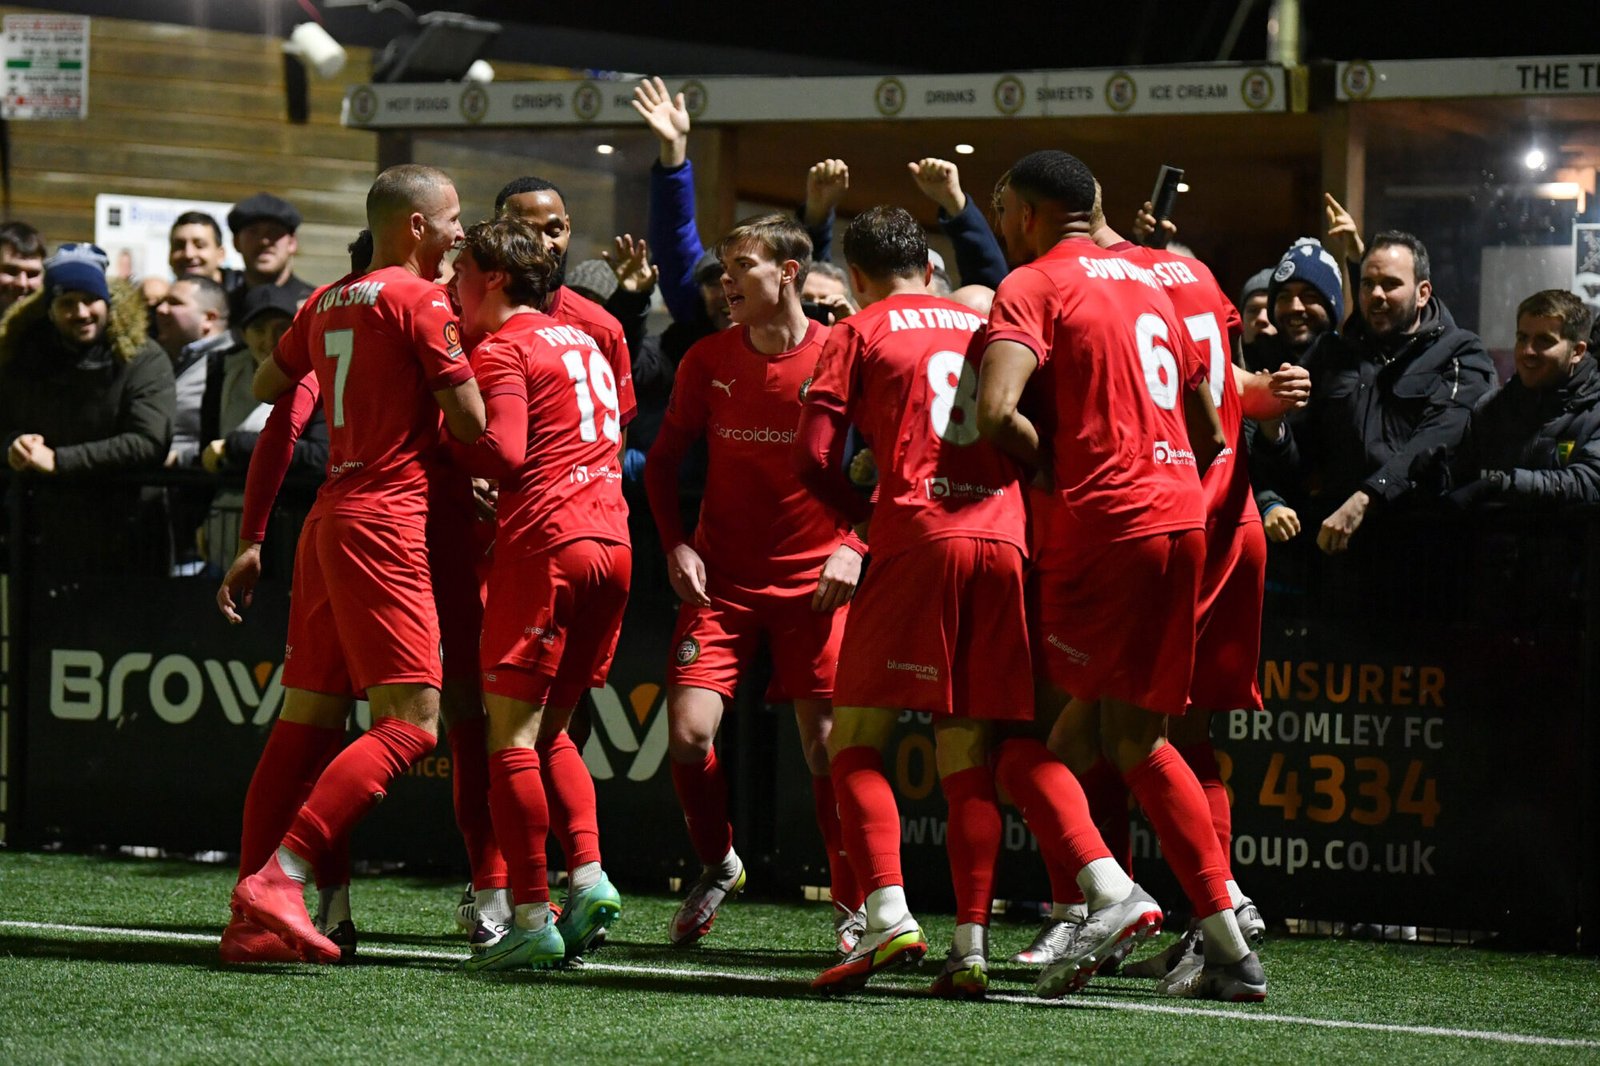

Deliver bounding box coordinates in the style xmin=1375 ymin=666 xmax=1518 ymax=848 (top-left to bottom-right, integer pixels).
xmin=2 ymin=919 xmax=1595 ymax=1050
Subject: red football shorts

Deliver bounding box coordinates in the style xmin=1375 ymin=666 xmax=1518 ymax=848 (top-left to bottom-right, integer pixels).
xmin=834 ymin=537 xmax=1032 ymax=719
xmin=283 ymin=511 xmax=441 ymax=697
xmin=480 ymin=538 xmax=631 ymax=708
xmin=1032 ymin=528 xmax=1204 ymax=717
xmin=1190 ymin=520 xmax=1266 ymax=712
xmin=427 ymin=480 xmax=489 ymax=683
xmin=667 ymin=578 xmax=846 ymax=702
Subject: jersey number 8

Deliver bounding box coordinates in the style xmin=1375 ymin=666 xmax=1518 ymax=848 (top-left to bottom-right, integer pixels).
xmin=927 ymin=349 xmax=980 ymax=446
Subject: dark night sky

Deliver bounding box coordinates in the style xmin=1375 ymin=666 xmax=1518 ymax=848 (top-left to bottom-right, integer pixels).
xmin=20 ymin=1 xmax=1600 ymax=74
xmin=449 ymin=0 xmax=1600 ymax=72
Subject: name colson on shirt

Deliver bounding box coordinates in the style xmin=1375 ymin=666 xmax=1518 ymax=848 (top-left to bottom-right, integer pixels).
xmin=316 ymin=279 xmax=387 ymax=313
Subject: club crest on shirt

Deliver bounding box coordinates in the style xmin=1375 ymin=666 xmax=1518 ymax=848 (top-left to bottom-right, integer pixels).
xmin=675 ymin=637 xmax=700 ymax=665
xmin=799 ymin=376 xmax=813 ymax=403
xmin=443 ymin=321 xmax=463 ymax=359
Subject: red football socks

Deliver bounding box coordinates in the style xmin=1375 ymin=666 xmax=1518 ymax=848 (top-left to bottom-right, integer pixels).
xmin=237 ymin=719 xmax=344 ymax=880
xmin=829 ymin=745 xmax=904 ymax=894
xmin=811 ymin=773 xmax=862 ymax=911
xmin=670 ymin=747 xmax=733 ymax=865
xmin=540 ymin=731 xmax=602 ymax=869
xmin=939 ymin=766 xmax=1001 ymax=926
xmin=487 ymin=746 xmax=552 ymax=906
xmin=1080 ymin=757 xmax=1133 ymax=875
xmin=448 ymin=714 xmax=508 ymax=890
xmin=1177 ymin=741 xmax=1234 ymax=880
xmin=1123 ymin=742 xmax=1233 ymax=917
xmin=281 ymin=717 xmax=436 ymax=871
xmin=995 ymin=738 xmax=1111 ymax=880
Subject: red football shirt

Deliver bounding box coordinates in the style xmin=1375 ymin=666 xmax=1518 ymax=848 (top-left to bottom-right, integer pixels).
xmin=653 ymin=319 xmax=848 ymax=593
xmin=985 ymin=240 xmax=1205 ymax=559
xmin=1123 ymin=245 xmax=1258 ymax=530
xmin=471 ymin=311 xmax=630 ymax=558
xmin=273 ymin=266 xmax=474 ymax=526
xmin=549 ymin=285 xmax=636 ymax=428
xmin=806 ymin=293 xmax=1026 ymax=561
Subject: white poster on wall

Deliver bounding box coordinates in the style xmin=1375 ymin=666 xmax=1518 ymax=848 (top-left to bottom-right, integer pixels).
xmin=1573 ymin=223 xmax=1600 ymax=320
xmin=93 ymin=194 xmax=245 ymax=283
xmin=2 ymin=14 xmax=88 ymax=120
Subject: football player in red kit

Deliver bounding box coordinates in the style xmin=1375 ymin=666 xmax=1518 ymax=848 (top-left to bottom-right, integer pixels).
xmin=226 ymin=164 xmax=483 ymax=964
xmin=644 ymin=214 xmax=866 ymax=948
xmin=976 ymin=150 xmax=1266 ymax=1001
xmin=1115 ymin=234 xmax=1305 ymax=986
xmin=446 ymin=216 xmax=631 ymax=971
xmin=1009 ymin=200 xmax=1308 ymax=982
xmin=793 ymin=206 xmax=1033 ymax=997
xmin=495 ymin=176 xmax=637 ymax=431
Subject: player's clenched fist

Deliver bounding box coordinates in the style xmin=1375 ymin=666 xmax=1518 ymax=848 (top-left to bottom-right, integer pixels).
xmin=907 ymin=158 xmax=966 ymax=216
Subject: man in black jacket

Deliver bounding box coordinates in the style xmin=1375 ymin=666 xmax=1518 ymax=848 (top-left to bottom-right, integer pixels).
xmin=1447 ymin=289 xmax=1599 ymax=505
xmin=1258 ymin=231 xmax=1495 ymax=554
xmin=0 ymin=242 xmax=175 ymax=568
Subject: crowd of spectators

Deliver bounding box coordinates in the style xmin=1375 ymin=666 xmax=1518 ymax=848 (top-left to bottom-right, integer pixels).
xmin=2 ymin=113 xmax=1598 ymax=576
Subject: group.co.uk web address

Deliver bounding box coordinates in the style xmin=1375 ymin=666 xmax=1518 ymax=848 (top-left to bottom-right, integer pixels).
xmin=1231 ymin=833 xmax=1437 ymax=877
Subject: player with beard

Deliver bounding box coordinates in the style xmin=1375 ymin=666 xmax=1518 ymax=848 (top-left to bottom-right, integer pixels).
xmin=225 ymin=165 xmax=483 ymax=964
xmin=976 ymin=150 xmax=1266 ymax=1002
xmin=495 ymin=177 xmax=637 ymax=434
xmin=1009 ymin=203 xmax=1307 ymax=989
xmin=448 ymin=216 xmax=631 ymax=971
xmin=644 ymin=214 xmax=867 ymax=950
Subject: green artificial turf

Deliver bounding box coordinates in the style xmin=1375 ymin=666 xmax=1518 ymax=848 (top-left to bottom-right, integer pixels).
xmin=1 ymin=852 xmax=1596 ymax=1064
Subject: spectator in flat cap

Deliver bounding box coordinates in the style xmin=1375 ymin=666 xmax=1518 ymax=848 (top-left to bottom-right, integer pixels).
xmin=0 ymin=242 xmax=175 ymax=568
xmin=565 ymin=258 xmax=619 ymax=307
xmin=201 ymin=280 xmax=310 ymax=470
xmin=197 ymin=283 xmax=325 ymax=570
xmin=225 ymin=192 xmax=313 ymax=323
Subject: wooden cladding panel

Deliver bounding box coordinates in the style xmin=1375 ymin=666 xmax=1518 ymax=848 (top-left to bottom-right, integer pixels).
xmin=0 ymin=5 xmax=378 ymax=281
